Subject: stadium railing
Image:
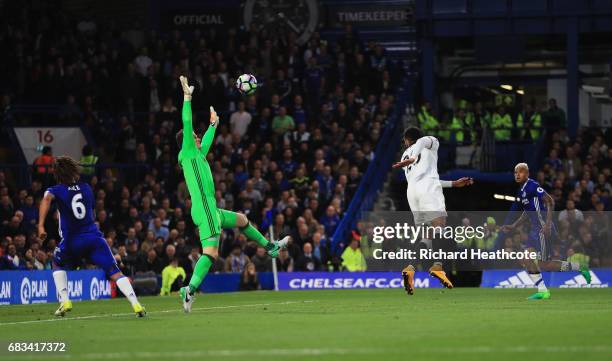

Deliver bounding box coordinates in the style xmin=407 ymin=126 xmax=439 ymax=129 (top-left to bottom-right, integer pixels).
xmin=330 ymin=77 xmax=414 ymax=254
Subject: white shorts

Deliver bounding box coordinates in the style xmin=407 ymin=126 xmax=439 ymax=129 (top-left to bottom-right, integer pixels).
xmin=407 ymin=179 xmax=447 ymax=225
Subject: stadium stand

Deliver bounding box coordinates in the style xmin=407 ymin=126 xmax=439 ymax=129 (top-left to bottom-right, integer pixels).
xmin=0 ymin=1 xmax=402 ymax=290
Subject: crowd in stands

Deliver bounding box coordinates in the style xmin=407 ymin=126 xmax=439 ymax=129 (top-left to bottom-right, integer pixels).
xmin=416 ymin=97 xmax=568 ymax=144
xmin=412 ymin=93 xmax=610 ymax=267
xmin=467 ymin=127 xmax=610 ymax=266
xmin=1 ymin=3 xmax=609 ymax=289
xmin=0 ymin=3 xmax=384 ymax=290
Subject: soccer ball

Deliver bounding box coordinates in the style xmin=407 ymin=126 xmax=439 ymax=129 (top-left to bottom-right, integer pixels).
xmin=236 ymin=74 xmax=258 ymax=95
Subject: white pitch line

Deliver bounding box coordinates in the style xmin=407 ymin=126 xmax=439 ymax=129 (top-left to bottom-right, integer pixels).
xmin=0 ymin=300 xmax=316 ymax=326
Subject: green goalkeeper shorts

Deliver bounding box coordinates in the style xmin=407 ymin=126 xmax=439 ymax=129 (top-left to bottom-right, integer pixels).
xmin=198 ymin=208 xmax=240 ymax=247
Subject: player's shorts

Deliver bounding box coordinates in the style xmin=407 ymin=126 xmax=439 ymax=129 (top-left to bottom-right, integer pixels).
xmin=194 ymin=195 xmax=222 ymax=242
xmin=197 ymin=206 xmax=240 ymax=247
xmin=53 ymin=233 xmax=120 ymax=277
xmin=407 ymin=178 xmax=447 ymax=225
xmin=523 ymin=225 xmax=556 ymax=261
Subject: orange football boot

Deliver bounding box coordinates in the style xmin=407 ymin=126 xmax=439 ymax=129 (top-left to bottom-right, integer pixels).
xmin=429 ymin=263 xmax=453 ymax=289
xmin=402 ymin=265 xmax=415 ymax=295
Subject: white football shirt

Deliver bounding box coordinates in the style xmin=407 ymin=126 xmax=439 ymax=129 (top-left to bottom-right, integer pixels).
xmin=401 ymin=136 xmax=440 ymax=185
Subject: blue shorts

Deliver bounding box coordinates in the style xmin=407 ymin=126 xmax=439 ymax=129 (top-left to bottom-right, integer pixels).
xmin=53 ymin=234 xmax=121 ymax=277
xmin=523 ymin=225 xmax=556 ymax=261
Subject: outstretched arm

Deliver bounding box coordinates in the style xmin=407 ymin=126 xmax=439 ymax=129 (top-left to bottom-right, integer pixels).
xmin=200 ymin=106 xmax=219 ymax=156
xmin=392 ymin=159 xmax=413 ymax=169
xmin=180 ymin=76 xmax=196 ymax=151
xmin=440 ymin=177 xmax=474 ymax=188
xmin=38 ymin=191 xmax=54 ymax=241
xmin=392 ymin=136 xmax=438 ymax=169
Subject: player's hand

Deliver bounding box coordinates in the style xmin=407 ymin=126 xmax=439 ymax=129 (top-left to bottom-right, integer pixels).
xmin=37 ymin=225 xmax=47 ymax=241
xmin=209 ymin=106 xmax=219 ymax=126
xmin=179 ymin=76 xmax=194 ymax=99
xmin=500 ymin=224 xmax=514 ymax=233
xmin=452 ymin=177 xmax=474 ymax=188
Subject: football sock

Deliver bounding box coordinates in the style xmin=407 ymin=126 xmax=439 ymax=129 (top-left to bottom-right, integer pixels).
xmin=528 ymin=272 xmax=548 ymax=292
xmin=241 ymin=222 xmax=271 ymax=248
xmin=188 ymin=253 xmax=215 ymax=295
xmin=116 ymin=276 xmax=139 ymax=306
xmin=52 ymin=270 xmax=69 ymax=303
xmin=560 ymin=261 xmax=580 ymax=271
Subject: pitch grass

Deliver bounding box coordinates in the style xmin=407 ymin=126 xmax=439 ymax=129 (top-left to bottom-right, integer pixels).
xmin=0 ymin=288 xmax=611 ymax=361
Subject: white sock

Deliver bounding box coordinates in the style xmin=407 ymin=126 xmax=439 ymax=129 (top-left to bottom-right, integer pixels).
xmin=528 ymin=273 xmax=548 ymax=292
xmin=53 ymin=270 xmax=69 ymax=303
xmin=560 ymin=261 xmax=580 ymax=271
xmin=116 ymin=276 xmax=139 ymax=306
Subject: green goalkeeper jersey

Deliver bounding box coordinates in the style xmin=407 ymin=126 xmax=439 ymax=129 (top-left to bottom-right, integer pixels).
xmin=178 ymin=100 xmax=220 ymax=239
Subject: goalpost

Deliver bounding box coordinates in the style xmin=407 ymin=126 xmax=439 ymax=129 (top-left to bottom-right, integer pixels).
xmin=269 ymin=224 xmax=279 ymax=291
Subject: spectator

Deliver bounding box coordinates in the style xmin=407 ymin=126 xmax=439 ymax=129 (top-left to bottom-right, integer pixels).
xmin=80 ymin=145 xmax=99 ymax=181
xmin=1 ymin=244 xmax=21 ymax=269
xmin=18 ymin=195 xmax=37 ymax=231
xmin=558 ymin=200 xmax=584 ymax=224
xmin=341 ymin=238 xmax=367 ymax=271
xmin=32 ymin=146 xmax=54 ymax=185
xmin=312 ymin=231 xmax=330 ymax=266
xmin=272 ymin=107 xmax=295 ymax=136
xmin=543 ymin=98 xmax=566 ymax=129
xmin=239 ymin=262 xmax=259 ymax=291
xmin=160 ymin=257 xmax=186 ymax=296
xmin=224 ymin=243 xmax=249 ymax=273
xmin=137 ymin=249 xmax=164 ymax=274
xmin=296 ymin=242 xmax=321 ymax=271
xmin=149 ymin=217 xmax=169 ymax=240
xmin=250 ymin=246 xmax=272 ymax=272
xmin=491 ymin=106 xmax=512 ymax=141
xmin=230 ymin=101 xmax=252 ymax=138
xmin=319 ymin=206 xmax=340 ymax=239
xmin=544 ymin=149 xmax=563 ymax=172
xmin=275 ymin=248 xmax=294 ymax=272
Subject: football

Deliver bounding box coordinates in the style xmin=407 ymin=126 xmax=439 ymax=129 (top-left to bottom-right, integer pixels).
xmin=235 ymin=73 xmax=257 ymax=95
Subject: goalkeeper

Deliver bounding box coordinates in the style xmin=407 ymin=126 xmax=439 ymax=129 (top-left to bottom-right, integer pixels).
xmin=176 ymin=76 xmax=289 ymax=312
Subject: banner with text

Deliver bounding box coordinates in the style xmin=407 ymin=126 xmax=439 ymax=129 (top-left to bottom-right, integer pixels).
xmin=162 ymin=9 xmax=239 ymax=29
xmin=359 ymin=211 xmax=611 ymax=271
xmin=0 ymin=270 xmax=112 ymax=305
xmin=277 ymin=271 xmax=440 ymax=290
xmin=326 ymin=4 xmax=413 ymax=27
xmin=481 ymin=268 xmax=612 ymax=288
xmin=13 ymin=127 xmax=87 ymax=164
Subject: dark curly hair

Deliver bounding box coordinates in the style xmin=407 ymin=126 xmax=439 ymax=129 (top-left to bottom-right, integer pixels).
xmin=53 ymin=156 xmax=81 ymax=184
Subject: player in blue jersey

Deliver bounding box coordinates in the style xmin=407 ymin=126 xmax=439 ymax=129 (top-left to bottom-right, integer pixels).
xmin=501 ymin=163 xmax=591 ymax=300
xmin=37 ymin=156 xmax=146 ymax=317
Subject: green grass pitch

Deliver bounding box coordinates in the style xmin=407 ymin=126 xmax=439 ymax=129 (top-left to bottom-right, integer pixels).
xmin=0 ymin=288 xmax=611 ymax=361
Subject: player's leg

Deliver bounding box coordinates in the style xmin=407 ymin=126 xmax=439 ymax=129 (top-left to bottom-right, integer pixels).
xmin=522 ymin=258 xmax=550 ymax=300
xmin=218 ymin=209 xmax=289 ymax=257
xmin=522 ymin=231 xmax=551 ymax=299
xmin=402 ymin=187 xmax=420 ymax=295
xmin=539 ymin=260 xmax=591 ymax=284
xmin=90 ymin=236 xmax=146 ymax=316
xmin=180 ymin=233 xmax=219 ymax=313
xmin=51 ymin=241 xmax=73 ymax=317
xmin=427 ymin=215 xmax=454 ymax=289
xmin=420 ymin=181 xmax=453 ymax=289
xmin=534 ymin=228 xmax=591 ymax=283
xmin=180 ymin=202 xmax=221 ymax=313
